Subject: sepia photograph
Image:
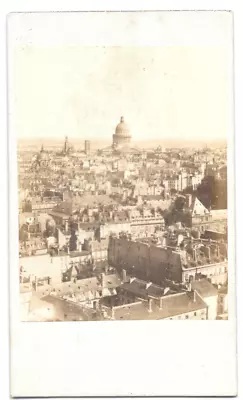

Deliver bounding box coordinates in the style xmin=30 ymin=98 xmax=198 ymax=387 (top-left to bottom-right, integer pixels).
xmin=11 ymin=13 xmax=231 ymax=323
xmin=7 ymin=9 xmax=238 ymax=398
xmin=10 ymin=10 xmax=231 ymax=322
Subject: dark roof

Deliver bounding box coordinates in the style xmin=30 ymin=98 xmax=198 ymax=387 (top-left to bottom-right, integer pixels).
xmin=112 ymin=291 xmax=207 ymax=320
xmin=120 ymin=279 xmax=175 ymax=299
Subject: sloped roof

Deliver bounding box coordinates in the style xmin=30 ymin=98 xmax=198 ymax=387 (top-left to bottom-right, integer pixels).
xmin=190 ymin=197 xmax=209 ymax=216
xmin=112 ymin=291 xmax=207 ymax=320
xmin=29 ymin=295 xmax=53 ymax=312
xmin=191 ymin=279 xmax=218 ymax=298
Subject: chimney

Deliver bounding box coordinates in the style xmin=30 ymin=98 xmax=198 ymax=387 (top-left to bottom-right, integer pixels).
xmin=93 ymin=300 xmax=98 ymax=311
xmin=65 ymin=220 xmax=69 ymax=232
xmin=192 ymin=248 xmax=197 ymax=262
xmin=193 ymin=290 xmax=196 ymax=303
xmin=101 ymin=273 xmax=105 ymax=287
xmin=217 ymin=245 xmax=220 ymax=258
xmin=159 ymin=297 xmax=163 ymax=309
xmin=186 ymin=194 xmax=192 ymax=208
xmin=206 ymin=245 xmax=211 ymax=260
xmin=111 ymin=307 xmax=115 ymax=319
xmin=187 ymin=282 xmax=192 ymax=292
xmin=148 ymin=298 xmax=153 ymax=312
xmin=34 ymin=276 xmax=38 ymax=291
xmin=122 ymin=269 xmax=127 ymax=283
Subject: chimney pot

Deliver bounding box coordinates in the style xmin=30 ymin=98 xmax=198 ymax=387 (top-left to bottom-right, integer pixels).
xmin=101 ymin=273 xmax=105 ymax=287
xmin=148 ymin=298 xmax=153 ymax=312
xmin=122 ymin=269 xmax=127 ymax=283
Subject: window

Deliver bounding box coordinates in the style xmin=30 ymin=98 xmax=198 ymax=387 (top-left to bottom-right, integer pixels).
xmin=185 ymin=315 xmax=189 ymax=319
xmin=194 ymin=312 xmax=197 ymax=317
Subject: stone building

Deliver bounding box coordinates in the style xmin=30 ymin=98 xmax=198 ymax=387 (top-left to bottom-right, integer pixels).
xmin=108 ymin=236 xmax=228 ymax=286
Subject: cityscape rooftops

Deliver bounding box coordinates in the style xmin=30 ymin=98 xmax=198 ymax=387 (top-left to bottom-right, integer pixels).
xmin=108 ymin=291 xmax=207 ymax=320
xmin=119 ymin=278 xmax=177 ymax=299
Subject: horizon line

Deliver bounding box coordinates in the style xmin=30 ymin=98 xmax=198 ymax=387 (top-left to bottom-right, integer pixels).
xmin=17 ymin=136 xmax=227 ymax=142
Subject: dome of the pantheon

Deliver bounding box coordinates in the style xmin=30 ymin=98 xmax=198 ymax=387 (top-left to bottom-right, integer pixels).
xmin=115 ymin=116 xmax=131 ymax=138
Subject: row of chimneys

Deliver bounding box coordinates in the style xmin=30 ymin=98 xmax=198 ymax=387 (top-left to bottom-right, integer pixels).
xmin=191 ymin=244 xmax=221 ymax=262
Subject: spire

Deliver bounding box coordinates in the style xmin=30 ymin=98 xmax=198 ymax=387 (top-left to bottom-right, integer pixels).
xmin=120 ymin=116 xmax=124 ymax=123
xmin=40 ymin=144 xmax=44 ymax=152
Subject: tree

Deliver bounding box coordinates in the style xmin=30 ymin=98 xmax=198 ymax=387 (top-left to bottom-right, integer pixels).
xmin=174 ymin=196 xmax=186 ymax=211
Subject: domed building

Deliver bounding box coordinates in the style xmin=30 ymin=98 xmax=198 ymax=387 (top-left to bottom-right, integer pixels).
xmin=31 ymin=145 xmax=51 ymax=171
xmin=99 ymin=116 xmax=141 ymax=157
xmin=113 ymin=116 xmax=132 ymax=148
xmin=38 ymin=145 xmax=50 ymax=167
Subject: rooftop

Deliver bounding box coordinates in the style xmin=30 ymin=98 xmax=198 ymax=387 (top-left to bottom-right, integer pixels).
xmin=120 ymin=278 xmax=176 ymax=299
xmin=111 ymin=291 xmax=207 ymax=320
xmin=191 ymin=279 xmax=218 ymax=298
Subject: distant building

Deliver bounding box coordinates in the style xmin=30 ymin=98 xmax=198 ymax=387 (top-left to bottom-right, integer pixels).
xmin=84 ymin=140 xmax=91 ymax=155
xmin=113 ymin=116 xmax=132 ymax=148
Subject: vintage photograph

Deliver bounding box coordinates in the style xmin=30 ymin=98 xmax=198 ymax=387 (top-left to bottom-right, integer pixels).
xmin=14 ymin=13 xmax=230 ymax=322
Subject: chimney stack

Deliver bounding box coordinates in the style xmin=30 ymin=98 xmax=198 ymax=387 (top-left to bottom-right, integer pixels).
xmin=111 ymin=307 xmax=115 ymax=319
xmin=186 ymin=194 xmax=192 ymax=208
xmin=206 ymin=245 xmax=211 ymax=261
xmin=65 ymin=220 xmax=69 ymax=232
xmin=192 ymin=248 xmax=197 ymax=262
xmin=93 ymin=300 xmax=98 ymax=311
xmin=159 ymin=297 xmax=163 ymax=309
xmin=217 ymin=245 xmax=220 ymax=258
xmin=101 ymin=273 xmax=105 ymax=287
xmin=34 ymin=276 xmax=38 ymax=291
xmin=122 ymin=269 xmax=127 ymax=283
xmin=148 ymin=298 xmax=153 ymax=313
xmin=193 ymin=290 xmax=196 ymax=303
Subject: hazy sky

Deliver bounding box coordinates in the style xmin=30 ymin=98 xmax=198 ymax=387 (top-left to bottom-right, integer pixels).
xmin=8 ymin=12 xmax=233 ymax=142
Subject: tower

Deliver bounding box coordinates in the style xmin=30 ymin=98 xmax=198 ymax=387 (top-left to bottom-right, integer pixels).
xmin=84 ymin=140 xmax=91 ymax=155
xmin=64 ymin=136 xmax=68 ymax=154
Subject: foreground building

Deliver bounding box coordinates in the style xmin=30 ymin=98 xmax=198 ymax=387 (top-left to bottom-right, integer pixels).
xmin=108 ymin=235 xmax=228 ymax=286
